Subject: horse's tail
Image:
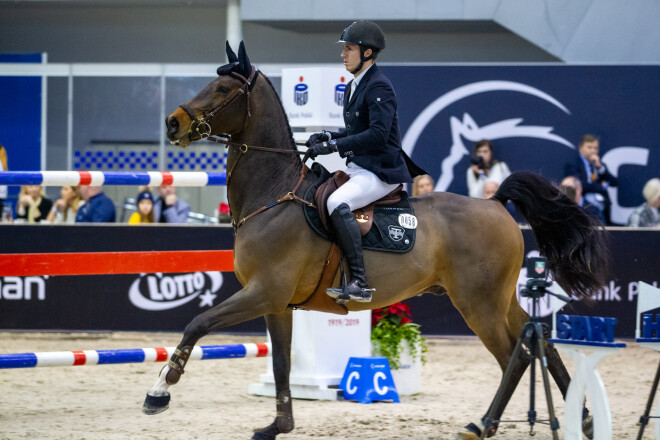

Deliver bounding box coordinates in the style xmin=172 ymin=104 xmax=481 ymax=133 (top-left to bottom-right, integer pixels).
xmin=493 ymin=171 xmax=610 ymax=300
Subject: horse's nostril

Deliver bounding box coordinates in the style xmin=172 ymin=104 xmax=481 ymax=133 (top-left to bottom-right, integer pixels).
xmin=167 ymin=117 xmax=179 ymax=132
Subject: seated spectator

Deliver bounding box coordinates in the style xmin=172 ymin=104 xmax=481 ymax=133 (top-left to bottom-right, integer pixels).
xmin=627 ymin=178 xmax=660 ymax=228
xmin=467 ymin=139 xmax=511 ymax=198
xmin=46 ymin=185 xmax=84 ymax=224
xmin=0 ymin=143 xmax=8 ymax=208
xmin=564 ymin=134 xmax=618 ymax=224
xmin=75 ymin=186 xmax=116 ymax=223
xmin=154 ymin=185 xmax=190 ymax=223
xmin=560 ymin=176 xmax=601 ymax=220
xmin=218 ymin=201 xmax=231 ymax=224
xmin=128 ymin=191 xmax=155 ymax=224
xmin=412 ymin=174 xmax=435 ymax=196
xmin=482 ymin=180 xmax=525 ymax=224
xmin=482 ymin=181 xmax=499 ymax=200
xmin=16 ymin=185 xmax=53 ymax=223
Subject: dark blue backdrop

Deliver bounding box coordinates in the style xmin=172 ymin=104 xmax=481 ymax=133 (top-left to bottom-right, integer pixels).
xmin=382 ymin=65 xmax=660 ymax=225
xmin=0 ymin=53 xmax=43 ymax=207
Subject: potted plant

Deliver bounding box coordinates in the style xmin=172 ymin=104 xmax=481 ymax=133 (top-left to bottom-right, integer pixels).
xmin=371 ymin=302 xmax=427 ymax=395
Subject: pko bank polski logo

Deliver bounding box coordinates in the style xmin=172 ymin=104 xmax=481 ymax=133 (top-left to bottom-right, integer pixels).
xmin=294 ymin=76 xmax=308 ymax=106
xmin=335 ymin=76 xmax=346 ymax=106
xmin=129 ymin=272 xmax=223 ymax=311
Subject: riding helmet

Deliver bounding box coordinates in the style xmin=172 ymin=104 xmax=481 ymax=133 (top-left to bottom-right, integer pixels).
xmin=338 ymin=20 xmax=386 ymax=51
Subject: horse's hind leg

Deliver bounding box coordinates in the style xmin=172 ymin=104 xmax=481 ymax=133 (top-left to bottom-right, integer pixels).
xmin=458 ymin=291 xmax=532 ymax=439
xmin=253 ymin=310 xmax=294 ymax=440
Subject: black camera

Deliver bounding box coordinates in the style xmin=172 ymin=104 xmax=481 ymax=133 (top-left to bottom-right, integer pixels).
xmin=470 ymin=155 xmax=485 ymax=169
xmin=521 ymin=257 xmax=552 ymax=298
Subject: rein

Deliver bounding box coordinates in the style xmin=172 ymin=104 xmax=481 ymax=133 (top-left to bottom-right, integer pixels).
xmin=175 ymin=65 xmax=314 ymax=229
xmin=214 ymin=138 xmax=314 ymax=229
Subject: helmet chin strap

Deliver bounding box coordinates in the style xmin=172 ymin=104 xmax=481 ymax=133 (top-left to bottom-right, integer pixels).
xmin=350 ymin=46 xmax=376 ymax=75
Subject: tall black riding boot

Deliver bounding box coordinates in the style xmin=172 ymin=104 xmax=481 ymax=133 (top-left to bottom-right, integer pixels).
xmin=326 ymin=203 xmax=374 ymax=303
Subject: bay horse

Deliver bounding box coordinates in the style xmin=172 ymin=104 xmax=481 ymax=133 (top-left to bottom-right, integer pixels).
xmin=143 ymin=42 xmax=608 ymax=439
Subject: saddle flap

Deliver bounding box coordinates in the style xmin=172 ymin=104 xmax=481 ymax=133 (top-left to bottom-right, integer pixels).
xmin=314 ymin=171 xmax=349 ymax=231
xmin=315 ymin=173 xmax=403 ymax=236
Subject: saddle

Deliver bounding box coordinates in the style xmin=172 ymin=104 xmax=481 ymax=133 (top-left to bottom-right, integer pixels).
xmin=314 ymin=170 xmax=404 ymax=236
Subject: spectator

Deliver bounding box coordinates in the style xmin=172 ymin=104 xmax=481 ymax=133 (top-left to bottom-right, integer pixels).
xmin=46 ymin=185 xmax=84 ymax=224
xmin=467 ymin=139 xmax=511 ymax=198
xmin=153 ymin=185 xmax=190 ymax=223
xmin=560 ymin=176 xmax=601 ymax=220
xmin=627 ymin=178 xmax=660 ymax=228
xmin=218 ymin=201 xmax=231 ymax=224
xmin=75 ymin=186 xmax=116 ymax=223
xmin=564 ymin=134 xmax=618 ymax=225
xmin=482 ymin=181 xmax=499 ymax=199
xmin=0 ymin=143 xmax=8 ymax=207
xmin=128 ymin=191 xmax=155 ymax=224
xmin=16 ymin=185 xmax=53 ymax=223
xmin=412 ymin=174 xmax=434 ymax=196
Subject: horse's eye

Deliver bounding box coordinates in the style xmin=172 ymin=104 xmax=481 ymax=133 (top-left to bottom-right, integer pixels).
xmin=218 ymin=85 xmax=230 ymax=93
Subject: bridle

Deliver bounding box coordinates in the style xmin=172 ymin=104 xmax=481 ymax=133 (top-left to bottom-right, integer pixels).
xmin=174 ymin=65 xmax=259 ymax=144
xmin=172 ymin=64 xmax=314 ymax=230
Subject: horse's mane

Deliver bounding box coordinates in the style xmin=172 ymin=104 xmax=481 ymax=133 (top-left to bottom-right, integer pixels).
xmin=259 ymin=72 xmax=297 ymax=152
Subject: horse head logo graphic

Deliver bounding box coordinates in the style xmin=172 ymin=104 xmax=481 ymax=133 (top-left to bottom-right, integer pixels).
xmin=402 ymin=80 xmax=575 ymax=192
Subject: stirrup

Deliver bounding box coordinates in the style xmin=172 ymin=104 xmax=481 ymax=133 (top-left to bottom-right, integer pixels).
xmin=326 ymin=284 xmax=374 ymax=304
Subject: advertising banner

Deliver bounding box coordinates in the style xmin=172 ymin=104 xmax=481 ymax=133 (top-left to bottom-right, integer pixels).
xmin=281 ymin=67 xmax=348 ymax=128
xmin=0 ymin=226 xmax=657 ymax=338
xmin=382 ymin=65 xmax=660 ymax=225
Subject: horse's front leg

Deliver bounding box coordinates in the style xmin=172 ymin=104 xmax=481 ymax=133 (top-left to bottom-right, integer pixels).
xmin=142 ymin=281 xmax=285 ymax=415
xmin=252 ymin=310 xmax=294 ymax=440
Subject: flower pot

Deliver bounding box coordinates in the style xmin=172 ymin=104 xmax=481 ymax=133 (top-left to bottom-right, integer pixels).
xmin=375 ymin=340 xmax=422 ymax=395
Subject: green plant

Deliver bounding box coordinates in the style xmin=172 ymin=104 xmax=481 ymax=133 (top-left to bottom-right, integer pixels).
xmin=371 ymin=302 xmax=427 ymax=370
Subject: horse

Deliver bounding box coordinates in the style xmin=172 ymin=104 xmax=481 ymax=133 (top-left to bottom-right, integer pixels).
xmin=142 ymin=41 xmax=609 ymax=440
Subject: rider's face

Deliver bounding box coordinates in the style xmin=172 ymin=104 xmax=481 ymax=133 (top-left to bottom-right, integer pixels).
xmin=341 ymin=44 xmax=362 ymax=74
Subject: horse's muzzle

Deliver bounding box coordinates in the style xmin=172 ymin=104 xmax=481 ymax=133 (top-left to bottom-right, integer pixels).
xmin=166 ymin=115 xmax=179 ymax=140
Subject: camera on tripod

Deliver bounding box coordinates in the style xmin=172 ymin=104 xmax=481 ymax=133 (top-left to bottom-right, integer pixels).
xmin=521 ymin=256 xmax=553 ymax=298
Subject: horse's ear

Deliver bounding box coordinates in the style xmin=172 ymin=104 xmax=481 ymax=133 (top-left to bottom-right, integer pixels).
xmin=226 ymin=41 xmax=238 ymax=64
xmin=237 ymin=41 xmax=251 ymax=75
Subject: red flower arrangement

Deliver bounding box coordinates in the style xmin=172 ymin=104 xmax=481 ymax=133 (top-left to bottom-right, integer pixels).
xmin=372 ymin=302 xmax=413 ymax=327
xmin=371 ymin=301 xmax=427 ymax=369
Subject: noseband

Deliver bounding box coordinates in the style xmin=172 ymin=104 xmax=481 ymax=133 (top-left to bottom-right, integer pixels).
xmin=173 ymin=65 xmax=259 ymax=145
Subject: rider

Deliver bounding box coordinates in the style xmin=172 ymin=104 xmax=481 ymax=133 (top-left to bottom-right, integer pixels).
xmin=306 ymin=20 xmax=427 ymax=304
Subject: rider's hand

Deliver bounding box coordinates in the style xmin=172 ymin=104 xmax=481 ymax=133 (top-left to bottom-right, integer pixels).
xmin=305 ymin=131 xmax=331 ymax=147
xmin=306 ymin=141 xmax=336 ymax=160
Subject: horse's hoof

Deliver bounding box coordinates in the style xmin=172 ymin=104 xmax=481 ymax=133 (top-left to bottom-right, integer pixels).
xmin=142 ymin=393 xmax=170 ymax=415
xmin=582 ymin=414 xmax=594 ymax=439
xmin=455 ymin=433 xmax=479 ymax=440
xmin=252 ymin=421 xmax=280 ymax=440
xmin=251 ymin=433 xmax=276 ymax=440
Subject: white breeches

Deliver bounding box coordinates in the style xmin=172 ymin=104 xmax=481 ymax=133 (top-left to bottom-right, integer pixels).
xmin=327 ymin=162 xmax=400 ymax=214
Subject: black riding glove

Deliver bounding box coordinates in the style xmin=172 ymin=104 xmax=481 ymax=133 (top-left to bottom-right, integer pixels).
xmin=306 ymin=141 xmax=337 ymax=159
xmin=305 ymin=131 xmax=331 ymax=147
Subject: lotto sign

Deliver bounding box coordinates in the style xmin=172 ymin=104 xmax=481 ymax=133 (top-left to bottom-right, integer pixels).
xmin=282 ymin=67 xmax=348 ymax=128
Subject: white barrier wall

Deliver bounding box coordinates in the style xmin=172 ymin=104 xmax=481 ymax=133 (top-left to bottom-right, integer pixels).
xmin=249 ymin=309 xmax=372 ymax=400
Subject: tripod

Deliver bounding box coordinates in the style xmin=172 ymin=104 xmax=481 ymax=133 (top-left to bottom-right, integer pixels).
xmin=480 ymin=279 xmax=571 ymax=440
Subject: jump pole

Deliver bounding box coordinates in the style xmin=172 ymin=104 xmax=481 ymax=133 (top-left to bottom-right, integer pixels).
xmin=0 ymin=171 xmax=226 ymax=186
xmin=0 ymin=343 xmax=270 ymax=369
